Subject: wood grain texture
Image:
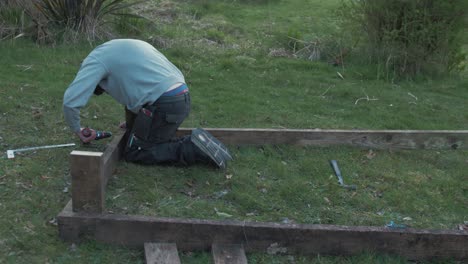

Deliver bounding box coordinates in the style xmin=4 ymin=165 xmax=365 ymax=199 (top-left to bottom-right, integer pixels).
xmin=176 ymin=128 xmax=468 ymax=149
xmin=70 ymin=131 xmax=125 ymax=213
xmin=70 ymin=150 xmax=104 ymax=213
xmin=145 ymin=243 xmax=181 ymax=264
xmin=101 ymin=131 xmax=126 ymax=186
xmin=212 ymin=243 xmax=248 ymax=264
xmin=57 ymin=205 xmax=468 ymax=261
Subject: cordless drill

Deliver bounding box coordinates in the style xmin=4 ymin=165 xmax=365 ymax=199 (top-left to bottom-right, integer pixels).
xmin=81 ymin=127 xmax=112 ymax=140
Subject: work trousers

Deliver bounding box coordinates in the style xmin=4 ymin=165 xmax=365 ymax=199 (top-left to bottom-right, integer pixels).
xmin=124 ymin=93 xmax=206 ymax=165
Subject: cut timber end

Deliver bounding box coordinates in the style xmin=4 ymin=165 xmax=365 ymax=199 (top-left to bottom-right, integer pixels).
xmin=70 ymin=150 xmax=103 ymax=157
xmin=57 ymin=203 xmax=468 ymax=261
xmin=212 ymin=243 xmax=248 ymax=264
xmin=144 ymin=243 xmax=181 ymax=264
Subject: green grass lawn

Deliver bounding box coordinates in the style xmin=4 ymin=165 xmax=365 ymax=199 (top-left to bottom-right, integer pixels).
xmin=0 ymin=0 xmax=467 ymax=263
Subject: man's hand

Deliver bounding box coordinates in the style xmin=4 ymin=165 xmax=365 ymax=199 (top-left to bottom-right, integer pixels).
xmin=76 ymin=128 xmax=97 ymax=143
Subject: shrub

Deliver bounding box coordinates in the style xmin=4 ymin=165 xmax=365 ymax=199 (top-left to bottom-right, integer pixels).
xmin=0 ymin=5 xmax=24 ymax=38
xmin=340 ymin=0 xmax=467 ymax=78
xmin=0 ymin=0 xmax=147 ymax=42
xmin=35 ymin=0 xmax=145 ymax=35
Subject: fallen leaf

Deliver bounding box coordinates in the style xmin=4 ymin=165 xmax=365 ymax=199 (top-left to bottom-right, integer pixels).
xmin=403 ymin=217 xmax=413 ymax=221
xmin=40 ymin=175 xmax=51 ymax=180
xmin=185 ymin=180 xmax=194 ymax=187
xmin=214 ymin=208 xmax=232 ymax=218
xmin=324 ymin=197 xmax=331 ymax=204
xmin=48 ymin=218 xmax=58 ymax=226
xmin=337 ymin=71 xmax=344 ymax=80
xmin=366 ymin=149 xmax=376 ymax=159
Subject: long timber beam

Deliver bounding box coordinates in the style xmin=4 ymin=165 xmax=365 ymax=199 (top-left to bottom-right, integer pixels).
xmin=177 ymin=128 xmax=468 ymax=149
xmin=57 ymin=201 xmax=468 ymax=261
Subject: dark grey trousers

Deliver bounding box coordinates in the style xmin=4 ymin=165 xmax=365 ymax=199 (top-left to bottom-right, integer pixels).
xmin=124 ymin=93 xmax=208 ymax=165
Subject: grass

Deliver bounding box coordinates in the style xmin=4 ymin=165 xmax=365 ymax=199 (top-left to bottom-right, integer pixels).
xmin=107 ymin=146 xmax=467 ymax=230
xmin=0 ymin=0 xmax=467 ymax=263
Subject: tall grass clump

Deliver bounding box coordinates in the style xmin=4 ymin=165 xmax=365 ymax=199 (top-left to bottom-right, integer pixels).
xmin=35 ymin=0 xmax=146 ymax=39
xmin=0 ymin=0 xmax=26 ymax=39
xmin=0 ymin=0 xmax=147 ymax=42
xmin=340 ymin=0 xmax=467 ymax=79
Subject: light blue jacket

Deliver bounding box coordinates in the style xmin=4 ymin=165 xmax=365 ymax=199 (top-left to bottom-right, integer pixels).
xmin=63 ymin=39 xmax=185 ymax=132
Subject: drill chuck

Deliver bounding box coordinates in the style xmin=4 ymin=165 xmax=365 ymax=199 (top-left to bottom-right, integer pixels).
xmin=82 ymin=128 xmax=112 ymax=140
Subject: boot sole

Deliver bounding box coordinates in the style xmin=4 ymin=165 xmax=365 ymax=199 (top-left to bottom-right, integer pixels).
xmin=191 ymin=128 xmax=232 ymax=169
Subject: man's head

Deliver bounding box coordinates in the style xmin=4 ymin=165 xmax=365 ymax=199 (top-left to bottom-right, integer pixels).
xmin=94 ymin=85 xmax=105 ymax=96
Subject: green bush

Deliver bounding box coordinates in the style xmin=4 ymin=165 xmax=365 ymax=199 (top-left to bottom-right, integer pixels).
xmin=0 ymin=6 xmax=24 ymax=38
xmin=0 ymin=0 xmax=147 ymax=42
xmin=340 ymin=0 xmax=467 ymax=78
xmin=35 ymin=0 xmax=144 ymax=31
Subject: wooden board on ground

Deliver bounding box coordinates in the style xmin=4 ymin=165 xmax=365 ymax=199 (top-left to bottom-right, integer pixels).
xmin=144 ymin=243 xmax=181 ymax=264
xmin=60 ymin=128 xmax=468 ymax=261
xmin=57 ymin=202 xmax=468 ymax=261
xmin=177 ymin=128 xmax=468 ymax=149
xmin=212 ymin=243 xmax=248 ymax=264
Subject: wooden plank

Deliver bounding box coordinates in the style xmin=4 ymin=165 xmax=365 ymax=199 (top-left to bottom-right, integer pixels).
xmin=101 ymin=131 xmax=126 ymax=186
xmin=57 ymin=204 xmax=468 ymax=261
xmin=70 ymin=131 xmax=125 ymax=213
xmin=145 ymin=243 xmax=181 ymax=264
xmin=212 ymin=243 xmax=248 ymax=264
xmin=176 ymin=128 xmax=468 ymax=149
xmin=70 ymin=150 xmax=104 ymax=213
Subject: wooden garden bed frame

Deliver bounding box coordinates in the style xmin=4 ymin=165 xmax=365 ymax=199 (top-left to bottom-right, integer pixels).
xmin=57 ymin=128 xmax=468 ymax=261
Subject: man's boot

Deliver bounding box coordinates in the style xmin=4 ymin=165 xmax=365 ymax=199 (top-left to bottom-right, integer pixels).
xmin=191 ymin=128 xmax=232 ymax=169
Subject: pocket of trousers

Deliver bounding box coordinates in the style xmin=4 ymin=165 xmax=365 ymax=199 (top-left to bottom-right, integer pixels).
xmin=133 ymin=108 xmax=154 ymax=141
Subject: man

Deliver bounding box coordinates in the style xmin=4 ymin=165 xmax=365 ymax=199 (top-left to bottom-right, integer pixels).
xmin=63 ymin=39 xmax=232 ymax=169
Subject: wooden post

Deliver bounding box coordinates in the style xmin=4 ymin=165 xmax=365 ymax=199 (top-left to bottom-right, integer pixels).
xmin=70 ymin=131 xmax=125 ymax=213
xmin=70 ymin=151 xmax=105 ymax=213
